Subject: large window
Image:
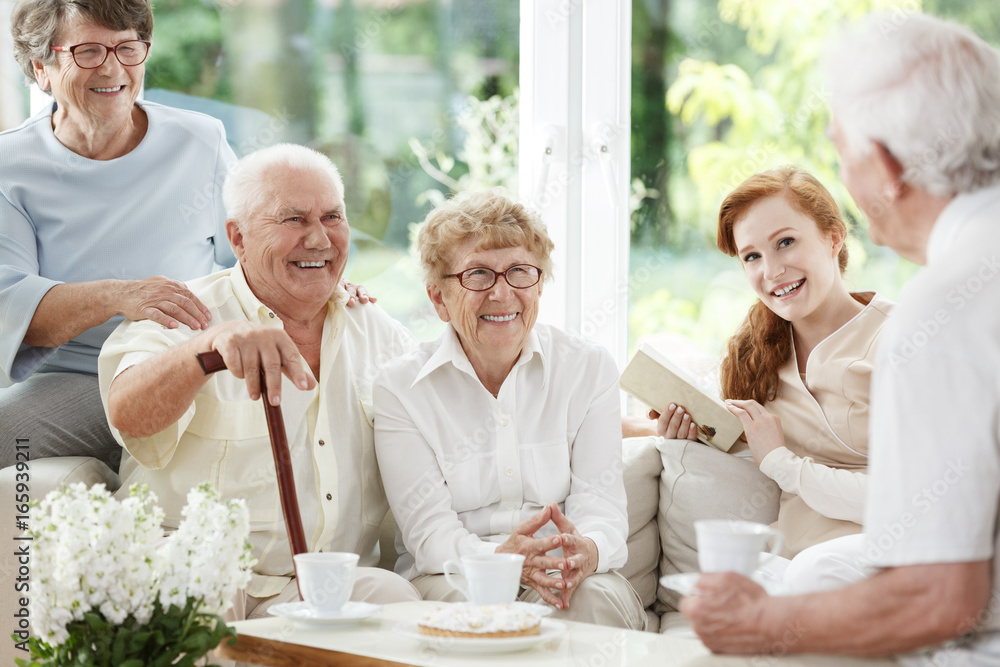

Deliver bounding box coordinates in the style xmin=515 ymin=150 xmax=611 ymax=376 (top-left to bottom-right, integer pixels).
xmin=627 ymin=0 xmax=1000 ymax=363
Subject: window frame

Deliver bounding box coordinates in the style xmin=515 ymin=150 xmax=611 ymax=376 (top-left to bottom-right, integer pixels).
xmin=519 ymin=0 xmax=632 ymax=368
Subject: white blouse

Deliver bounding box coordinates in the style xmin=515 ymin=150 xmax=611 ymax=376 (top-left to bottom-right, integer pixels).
xmin=373 ymin=324 xmax=628 ymax=581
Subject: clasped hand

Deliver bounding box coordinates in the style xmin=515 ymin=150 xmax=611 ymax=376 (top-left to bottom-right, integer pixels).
xmin=495 ymin=503 xmax=598 ymax=610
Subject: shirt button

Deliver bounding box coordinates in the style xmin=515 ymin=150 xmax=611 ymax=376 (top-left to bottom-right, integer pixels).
xmin=318 ymin=439 xmax=325 ymax=446
xmin=499 ymin=415 xmax=509 ymax=426
xmin=326 ymin=493 xmax=333 ymax=501
xmin=504 ymin=466 xmax=514 ymax=477
xmin=268 ymin=312 xmax=275 ymax=318
xmin=505 ymin=502 xmax=516 ymax=510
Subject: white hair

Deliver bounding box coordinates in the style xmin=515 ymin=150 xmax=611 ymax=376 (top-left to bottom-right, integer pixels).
xmin=825 ymin=11 xmax=1000 ymax=196
xmin=222 ymin=144 xmax=346 ymax=225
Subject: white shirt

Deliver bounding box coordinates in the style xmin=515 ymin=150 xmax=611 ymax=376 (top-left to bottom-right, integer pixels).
xmin=866 ymin=184 xmax=1000 ymax=665
xmin=98 ymin=264 xmax=414 ymax=597
xmin=373 ymin=324 xmax=628 ymax=581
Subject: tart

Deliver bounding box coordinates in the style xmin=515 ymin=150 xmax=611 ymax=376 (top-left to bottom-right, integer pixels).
xmin=417 ymin=604 xmax=542 ymax=638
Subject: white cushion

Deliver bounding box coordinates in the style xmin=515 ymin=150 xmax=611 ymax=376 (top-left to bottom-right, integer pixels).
xmin=656 ymin=438 xmax=780 ymax=612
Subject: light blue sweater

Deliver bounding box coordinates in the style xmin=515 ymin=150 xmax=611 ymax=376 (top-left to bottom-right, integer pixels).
xmin=0 ymin=100 xmax=237 ymax=385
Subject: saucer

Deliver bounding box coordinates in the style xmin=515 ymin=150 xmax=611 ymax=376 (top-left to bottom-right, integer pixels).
xmin=268 ymin=601 xmax=381 ymax=627
xmin=659 ymin=572 xmax=790 ymax=597
xmin=393 ymin=619 xmax=567 ymax=654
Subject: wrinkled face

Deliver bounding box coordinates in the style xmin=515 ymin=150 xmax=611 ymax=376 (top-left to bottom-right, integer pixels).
xmin=829 ymin=117 xmax=903 ymax=251
xmin=33 ymin=20 xmax=145 ymax=123
xmin=733 ymin=195 xmax=843 ymax=325
xmin=228 ymin=167 xmax=350 ymax=314
xmin=428 ymin=241 xmax=543 ymax=366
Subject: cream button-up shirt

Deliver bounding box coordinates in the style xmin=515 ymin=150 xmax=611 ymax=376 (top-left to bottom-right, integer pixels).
xmin=373 ymin=324 xmax=628 ymax=581
xmin=98 ymin=264 xmax=414 ymax=597
xmin=760 ymin=291 xmax=894 ymax=557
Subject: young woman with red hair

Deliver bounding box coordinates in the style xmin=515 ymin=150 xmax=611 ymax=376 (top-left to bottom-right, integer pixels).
xmin=631 ymin=166 xmax=893 ymax=580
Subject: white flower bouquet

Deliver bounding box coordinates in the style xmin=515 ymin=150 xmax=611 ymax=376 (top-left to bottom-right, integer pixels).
xmin=17 ymin=482 xmax=255 ymax=667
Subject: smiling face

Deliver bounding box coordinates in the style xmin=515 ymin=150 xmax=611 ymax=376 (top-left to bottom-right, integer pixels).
xmin=33 ymin=20 xmax=145 ymax=126
xmin=428 ymin=241 xmax=542 ymax=372
xmin=733 ymin=195 xmax=844 ymax=325
xmin=228 ymin=166 xmax=350 ymax=319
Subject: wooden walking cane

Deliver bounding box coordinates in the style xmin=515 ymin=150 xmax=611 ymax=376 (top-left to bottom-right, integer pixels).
xmin=196 ymin=350 xmax=307 ymax=600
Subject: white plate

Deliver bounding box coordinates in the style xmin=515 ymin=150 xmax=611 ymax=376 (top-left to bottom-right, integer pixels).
xmin=660 ymin=572 xmax=790 ymax=597
xmin=268 ymin=601 xmax=381 ymax=627
xmin=393 ymin=619 xmax=567 ymax=654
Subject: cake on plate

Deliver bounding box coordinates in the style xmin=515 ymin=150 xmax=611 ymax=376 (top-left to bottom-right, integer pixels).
xmin=417 ymin=604 xmax=542 ymax=638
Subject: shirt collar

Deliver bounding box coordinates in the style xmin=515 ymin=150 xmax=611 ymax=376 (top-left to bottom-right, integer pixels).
xmin=410 ymin=324 xmax=547 ymax=389
xmin=230 ymin=261 xmax=349 ymax=324
xmin=927 ymin=183 xmax=1000 ymax=266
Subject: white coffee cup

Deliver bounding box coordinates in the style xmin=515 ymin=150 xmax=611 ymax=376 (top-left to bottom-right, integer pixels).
xmin=293 ymin=552 xmax=359 ymax=613
xmin=443 ymin=553 xmax=525 ymax=605
xmin=695 ymin=520 xmax=783 ymax=576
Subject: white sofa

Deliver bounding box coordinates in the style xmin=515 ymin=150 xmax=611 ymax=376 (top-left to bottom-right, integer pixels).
xmin=0 ymin=435 xmax=780 ymax=662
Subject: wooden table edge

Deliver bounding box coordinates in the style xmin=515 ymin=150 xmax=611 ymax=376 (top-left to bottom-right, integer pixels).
xmin=214 ymin=632 xmax=420 ymax=667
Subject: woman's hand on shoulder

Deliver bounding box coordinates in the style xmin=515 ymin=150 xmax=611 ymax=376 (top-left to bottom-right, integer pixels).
xmin=724 ymin=399 xmax=785 ymax=466
xmin=341 ymin=279 xmax=376 ymax=306
xmin=115 ymin=276 xmax=212 ymax=330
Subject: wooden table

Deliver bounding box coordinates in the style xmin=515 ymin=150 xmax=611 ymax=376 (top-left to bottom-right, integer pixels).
xmin=215 ymin=601 xmax=711 ymax=666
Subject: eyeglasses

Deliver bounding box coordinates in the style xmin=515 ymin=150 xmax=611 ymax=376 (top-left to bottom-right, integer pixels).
xmin=444 ymin=264 xmax=543 ymax=291
xmin=49 ymin=40 xmax=151 ymax=69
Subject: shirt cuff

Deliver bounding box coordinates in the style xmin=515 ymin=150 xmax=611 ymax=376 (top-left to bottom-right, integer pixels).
xmin=759 ymin=447 xmax=798 ymax=494
xmin=582 ymin=531 xmax=613 ymax=573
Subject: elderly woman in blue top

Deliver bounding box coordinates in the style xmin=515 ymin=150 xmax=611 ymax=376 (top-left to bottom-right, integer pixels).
xmin=373 ymin=189 xmax=645 ymax=629
xmin=0 ymin=0 xmax=232 ymax=470
xmin=0 ymin=0 xmax=365 ymax=469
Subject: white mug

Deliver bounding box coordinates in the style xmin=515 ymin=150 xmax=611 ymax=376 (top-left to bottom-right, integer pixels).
xmin=293 ymin=552 xmax=359 ymax=613
xmin=695 ymin=520 xmax=783 ymax=576
xmin=443 ymin=553 xmax=525 ymax=605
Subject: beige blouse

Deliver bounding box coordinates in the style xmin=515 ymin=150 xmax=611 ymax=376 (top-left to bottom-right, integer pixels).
xmin=759 ymin=292 xmax=894 ymax=557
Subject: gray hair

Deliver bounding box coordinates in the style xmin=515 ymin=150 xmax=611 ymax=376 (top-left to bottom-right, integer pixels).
xmin=825 ymin=11 xmax=1000 ymax=196
xmin=223 ymin=144 xmax=346 ymax=226
xmin=11 ymin=0 xmax=154 ymax=90
xmin=416 ymin=188 xmax=554 ymax=286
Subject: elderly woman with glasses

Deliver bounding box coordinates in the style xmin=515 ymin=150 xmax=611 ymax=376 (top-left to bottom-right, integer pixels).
xmin=0 ymin=0 xmax=233 ymax=471
xmin=0 ymin=0 xmax=367 ymax=469
xmin=373 ymin=189 xmax=645 ymax=629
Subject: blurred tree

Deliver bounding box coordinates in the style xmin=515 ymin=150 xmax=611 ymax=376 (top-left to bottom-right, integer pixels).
xmin=664 ymin=0 xmax=917 ymax=242
xmin=630 ymin=0 xmax=682 ymax=247
xmin=222 ymin=0 xmax=317 ymax=143
xmin=146 ymin=0 xmax=226 ymax=100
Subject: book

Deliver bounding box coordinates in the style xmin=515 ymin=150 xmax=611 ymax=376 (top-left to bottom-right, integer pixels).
xmin=620 ymin=341 xmax=743 ymax=452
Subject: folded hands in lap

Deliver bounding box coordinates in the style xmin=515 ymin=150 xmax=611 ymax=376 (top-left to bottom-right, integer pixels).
xmin=495 ymin=503 xmax=598 ymax=610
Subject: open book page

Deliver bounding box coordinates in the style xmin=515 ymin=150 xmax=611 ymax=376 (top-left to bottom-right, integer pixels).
xmin=620 ymin=341 xmax=743 ymax=452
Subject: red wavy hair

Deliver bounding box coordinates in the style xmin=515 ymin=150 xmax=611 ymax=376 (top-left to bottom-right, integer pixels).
xmin=717 ymin=166 xmax=849 ymax=404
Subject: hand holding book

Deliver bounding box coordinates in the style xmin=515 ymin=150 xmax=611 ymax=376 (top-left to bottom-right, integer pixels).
xmin=620 ymin=341 xmax=743 ymax=452
xmin=647 ymin=403 xmax=699 ymax=441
